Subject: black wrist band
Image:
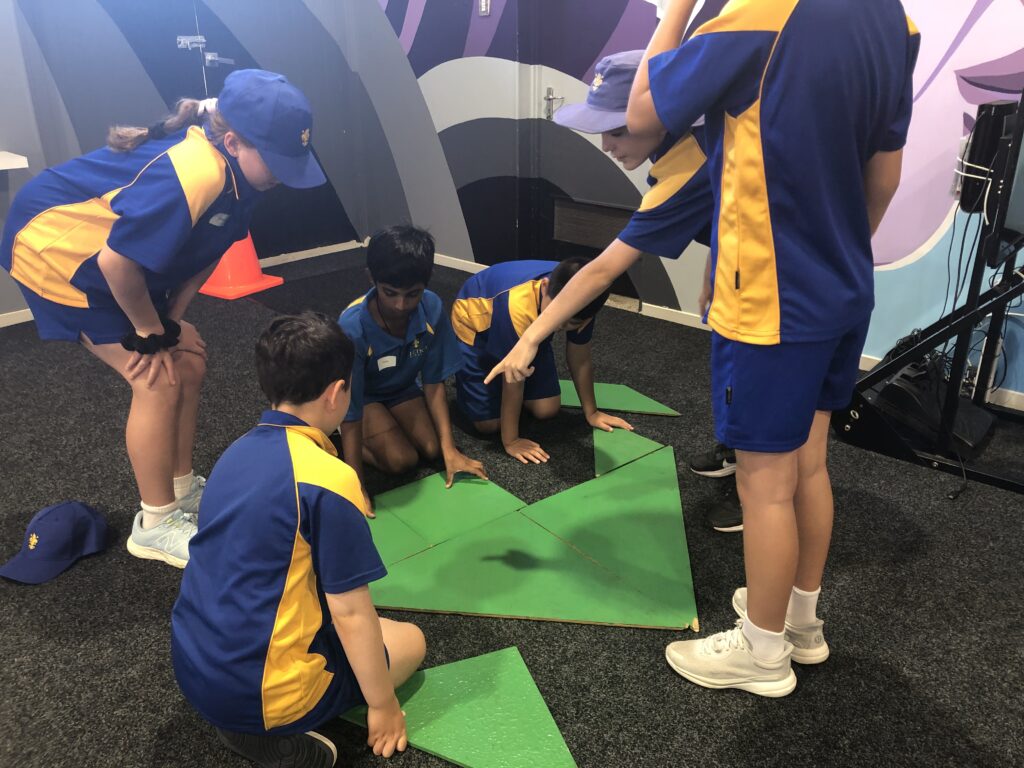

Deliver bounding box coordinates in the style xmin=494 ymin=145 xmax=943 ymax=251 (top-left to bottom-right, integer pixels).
xmin=120 ymin=318 xmax=182 ymax=354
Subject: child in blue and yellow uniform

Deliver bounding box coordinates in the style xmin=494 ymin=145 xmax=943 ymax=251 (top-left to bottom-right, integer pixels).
xmin=0 ymin=69 xmax=325 ymax=568
xmin=553 ymin=48 xmax=744 ymax=533
xmin=338 ymin=225 xmax=486 ymax=515
xmin=493 ymin=0 xmax=918 ymax=695
xmin=172 ymin=312 xmax=425 ymax=768
xmin=452 ymin=258 xmax=632 ymax=464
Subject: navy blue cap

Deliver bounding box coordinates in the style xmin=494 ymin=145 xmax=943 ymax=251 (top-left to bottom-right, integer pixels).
xmin=0 ymin=502 xmax=108 ymax=584
xmin=554 ymin=50 xmax=644 ymax=134
xmin=217 ymin=69 xmax=327 ymax=189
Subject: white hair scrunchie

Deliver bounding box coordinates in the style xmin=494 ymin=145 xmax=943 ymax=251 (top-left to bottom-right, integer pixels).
xmin=198 ymin=98 xmax=218 ymax=117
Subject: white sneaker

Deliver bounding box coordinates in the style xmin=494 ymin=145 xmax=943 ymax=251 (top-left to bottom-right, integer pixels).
xmin=665 ymin=622 xmax=796 ymax=697
xmin=177 ymin=474 xmax=206 ymax=517
xmin=126 ymin=508 xmax=196 ymax=568
xmin=732 ymin=587 xmax=830 ymax=664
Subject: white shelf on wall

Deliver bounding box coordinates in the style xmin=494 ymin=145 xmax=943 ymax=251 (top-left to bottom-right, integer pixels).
xmin=0 ymin=151 xmax=28 ymax=170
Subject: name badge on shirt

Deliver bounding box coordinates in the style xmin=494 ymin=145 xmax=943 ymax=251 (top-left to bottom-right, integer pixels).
xmin=209 ymin=213 xmax=230 ymax=227
xmin=378 ymin=355 xmax=398 ymax=371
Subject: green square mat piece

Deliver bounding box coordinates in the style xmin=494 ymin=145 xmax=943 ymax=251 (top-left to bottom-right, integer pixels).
xmin=342 ymin=647 xmax=576 ymax=768
xmin=558 ymin=380 xmax=679 ymax=416
xmin=372 ymin=509 xmax=686 ymax=629
xmin=374 ymin=473 xmax=527 ymax=547
xmin=521 ymin=447 xmax=698 ymax=631
xmin=366 ymin=511 xmax=432 ymax=567
xmin=592 ymin=427 xmax=664 ymax=477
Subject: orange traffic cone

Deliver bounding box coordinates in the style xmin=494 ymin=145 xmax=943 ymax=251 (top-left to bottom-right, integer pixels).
xmin=200 ymin=233 xmax=284 ymax=300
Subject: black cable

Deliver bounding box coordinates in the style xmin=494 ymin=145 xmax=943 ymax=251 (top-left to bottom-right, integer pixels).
xmin=947 ymin=451 xmax=968 ymax=500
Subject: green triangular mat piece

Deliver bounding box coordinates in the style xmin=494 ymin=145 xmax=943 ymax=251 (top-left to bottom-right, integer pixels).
xmin=367 ymin=511 xmax=432 ymax=567
xmin=342 ymin=647 xmax=576 ymax=768
xmin=374 ymin=473 xmax=527 ymax=547
xmin=521 ymin=447 xmax=698 ymax=631
xmin=372 ymin=510 xmax=686 ymax=628
xmin=592 ymin=427 xmax=664 ymax=476
xmin=559 ymin=380 xmax=679 ymax=416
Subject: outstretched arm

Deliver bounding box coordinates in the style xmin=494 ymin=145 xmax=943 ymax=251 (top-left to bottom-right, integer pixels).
xmin=486 ymin=239 xmax=642 ymax=384
xmin=627 ymin=0 xmax=699 ymax=137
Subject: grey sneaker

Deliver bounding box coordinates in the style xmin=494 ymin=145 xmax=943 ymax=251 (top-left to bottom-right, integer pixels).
xmin=127 ymin=508 xmax=196 ymax=568
xmin=665 ymin=622 xmax=796 ymax=697
xmin=177 ymin=474 xmax=206 ymax=517
xmin=732 ymin=587 xmax=830 ymax=664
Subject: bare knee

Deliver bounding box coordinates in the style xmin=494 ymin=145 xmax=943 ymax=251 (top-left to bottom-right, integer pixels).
xmin=128 ymin=372 xmax=182 ymax=408
xmin=525 ymin=397 xmax=560 ymax=421
xmin=474 ymin=419 xmax=500 ymax=435
xmin=373 ymin=441 xmax=419 ymax=475
xmin=173 ymin=351 xmax=207 ymax=393
xmin=417 ymin=434 xmax=441 ymax=462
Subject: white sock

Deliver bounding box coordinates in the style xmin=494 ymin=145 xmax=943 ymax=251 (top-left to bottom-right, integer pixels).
xmin=741 ymin=617 xmax=786 ymax=662
xmin=787 ymin=585 xmax=821 ymax=627
xmin=141 ymin=499 xmax=180 ymax=529
xmin=173 ymin=471 xmax=195 ymax=499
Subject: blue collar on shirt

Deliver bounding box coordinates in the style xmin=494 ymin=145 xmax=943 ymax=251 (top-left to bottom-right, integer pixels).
xmin=258 ymin=409 xmax=309 ymax=427
xmin=357 ymin=287 xmax=430 ymax=356
xmin=257 ymin=409 xmax=337 ymax=455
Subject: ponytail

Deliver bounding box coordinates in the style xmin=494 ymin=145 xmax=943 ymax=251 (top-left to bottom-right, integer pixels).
xmin=107 ymin=97 xmax=223 ymax=152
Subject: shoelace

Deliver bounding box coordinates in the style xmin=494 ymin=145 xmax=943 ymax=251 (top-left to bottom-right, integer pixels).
xmin=702 ymin=622 xmax=746 ymax=655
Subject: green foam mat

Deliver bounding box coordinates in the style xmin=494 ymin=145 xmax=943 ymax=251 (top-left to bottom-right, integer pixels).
xmin=342 ymin=647 xmax=576 ymax=768
xmin=366 ymin=510 xmax=432 ymax=567
xmin=558 ymin=380 xmax=679 ymax=416
xmin=372 ymin=510 xmax=686 ymax=629
xmin=593 ymin=427 xmax=664 ymax=476
xmin=374 ymin=473 xmax=527 ymax=547
xmin=521 ymin=447 xmax=697 ymax=630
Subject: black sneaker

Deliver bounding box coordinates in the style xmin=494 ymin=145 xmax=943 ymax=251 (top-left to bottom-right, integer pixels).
xmin=216 ymin=728 xmax=337 ymax=768
xmin=689 ymin=443 xmax=736 ymax=478
xmin=706 ymin=492 xmax=743 ymax=533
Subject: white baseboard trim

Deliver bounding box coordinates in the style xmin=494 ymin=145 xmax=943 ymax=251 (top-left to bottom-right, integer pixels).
xmin=638 ymin=303 xmax=709 ymax=331
xmin=434 ymin=253 xmax=486 ymax=273
xmin=989 ymin=387 xmax=1024 ymax=411
xmin=258 ymin=239 xmax=366 ymax=269
xmin=0 ymin=308 xmax=32 ymax=328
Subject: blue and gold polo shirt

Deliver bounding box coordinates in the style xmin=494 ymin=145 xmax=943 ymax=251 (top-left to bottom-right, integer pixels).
xmin=648 ymin=0 xmax=920 ymax=344
xmin=171 ymin=410 xmax=384 ymax=735
xmin=617 ymin=126 xmax=714 ymax=258
xmin=339 ymin=287 xmax=462 ymax=421
xmin=0 ymin=125 xmax=258 ymax=342
xmin=450 ymin=260 xmax=595 ymax=362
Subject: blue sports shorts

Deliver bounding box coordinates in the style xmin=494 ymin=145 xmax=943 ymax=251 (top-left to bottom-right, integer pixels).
xmin=455 ymin=342 xmax=561 ymax=423
xmin=711 ymin=320 xmax=869 ymax=453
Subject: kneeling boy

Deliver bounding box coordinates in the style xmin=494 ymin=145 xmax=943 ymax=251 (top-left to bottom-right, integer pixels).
xmin=339 ymin=226 xmax=486 ymax=513
xmin=172 ymin=312 xmax=425 ymax=767
xmin=451 ymin=257 xmax=631 ymax=464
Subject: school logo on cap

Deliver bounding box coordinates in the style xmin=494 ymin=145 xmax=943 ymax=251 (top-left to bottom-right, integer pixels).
xmin=28 ymin=533 xmax=38 ymax=550
xmin=591 ymin=73 xmax=604 ymax=92
xmin=301 ymin=128 xmax=311 ymax=147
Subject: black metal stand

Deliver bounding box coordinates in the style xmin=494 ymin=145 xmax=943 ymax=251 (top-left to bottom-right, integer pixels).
xmin=833 ymin=96 xmax=1024 ymax=494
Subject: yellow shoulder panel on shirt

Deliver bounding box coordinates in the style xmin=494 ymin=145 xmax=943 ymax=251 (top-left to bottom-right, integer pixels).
xmin=346 ymin=294 xmax=366 ymax=310
xmin=508 ymin=280 xmax=541 ymax=340
xmin=166 ymin=126 xmax=228 ymax=226
xmin=639 ymin=134 xmax=707 ymax=213
xmin=451 ymin=296 xmax=494 ymax=346
xmin=286 ymin=428 xmax=366 ymax=513
xmin=906 ymin=15 xmax=919 ymax=36
xmin=692 ymin=0 xmax=800 ymax=36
